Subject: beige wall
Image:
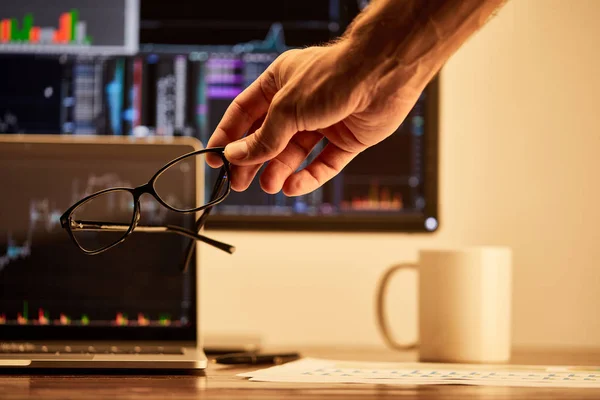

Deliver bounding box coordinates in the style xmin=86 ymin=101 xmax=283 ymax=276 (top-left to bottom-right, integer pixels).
xmin=199 ymin=0 xmax=600 ymax=349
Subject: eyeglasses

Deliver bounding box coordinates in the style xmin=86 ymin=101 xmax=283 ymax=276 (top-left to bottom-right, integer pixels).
xmin=59 ymin=147 xmax=234 ymax=273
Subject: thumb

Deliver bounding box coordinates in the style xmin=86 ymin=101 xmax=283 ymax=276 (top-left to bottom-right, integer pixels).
xmin=224 ymin=98 xmax=297 ymax=165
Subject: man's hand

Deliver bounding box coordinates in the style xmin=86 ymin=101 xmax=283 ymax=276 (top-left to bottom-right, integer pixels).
xmin=207 ymin=0 xmax=507 ymax=196
xmin=207 ymin=41 xmax=422 ymax=196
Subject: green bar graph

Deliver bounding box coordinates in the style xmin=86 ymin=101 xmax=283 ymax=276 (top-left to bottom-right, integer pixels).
xmin=0 ymin=8 xmax=92 ymax=45
xmin=70 ymin=9 xmax=78 ymax=42
xmin=22 ymin=13 xmax=32 ymax=40
xmin=10 ymin=18 xmax=18 ymax=41
xmin=8 ymin=14 xmax=32 ymax=41
xmin=159 ymin=313 xmax=171 ymax=326
xmin=23 ymin=301 xmax=28 ymax=320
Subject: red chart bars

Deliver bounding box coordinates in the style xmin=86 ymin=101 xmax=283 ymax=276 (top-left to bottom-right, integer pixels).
xmin=341 ymin=181 xmax=404 ymax=212
xmin=0 ymin=9 xmax=91 ymax=45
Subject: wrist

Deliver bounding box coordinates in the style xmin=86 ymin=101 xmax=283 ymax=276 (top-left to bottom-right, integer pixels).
xmin=340 ymin=1 xmax=437 ymax=99
xmin=344 ymin=1 xmax=429 ymax=72
xmin=337 ymin=20 xmax=429 ymax=102
xmin=341 ymin=0 xmax=508 ymax=95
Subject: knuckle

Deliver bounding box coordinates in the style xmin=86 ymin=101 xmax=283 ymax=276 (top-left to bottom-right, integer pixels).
xmin=259 ymin=69 xmax=278 ymax=99
xmin=266 ymin=48 xmax=300 ymax=92
xmin=274 ymin=48 xmax=301 ymax=66
xmin=272 ymin=158 xmax=294 ymax=175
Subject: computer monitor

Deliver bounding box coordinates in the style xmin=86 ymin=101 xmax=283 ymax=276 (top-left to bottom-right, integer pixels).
xmin=0 ymin=135 xmax=200 ymax=341
xmin=0 ymin=0 xmax=439 ymax=233
xmin=0 ymin=0 xmax=139 ymax=55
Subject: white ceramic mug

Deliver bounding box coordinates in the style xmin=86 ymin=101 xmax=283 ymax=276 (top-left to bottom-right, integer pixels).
xmin=376 ymin=247 xmax=513 ymax=363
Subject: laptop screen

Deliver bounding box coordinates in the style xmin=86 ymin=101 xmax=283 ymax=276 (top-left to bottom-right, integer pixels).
xmin=0 ymin=136 xmax=199 ymax=341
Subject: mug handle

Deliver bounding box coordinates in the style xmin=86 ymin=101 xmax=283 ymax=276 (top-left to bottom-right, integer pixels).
xmin=375 ymin=263 xmax=419 ymax=350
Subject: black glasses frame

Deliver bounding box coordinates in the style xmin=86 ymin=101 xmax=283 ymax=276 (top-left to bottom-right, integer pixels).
xmin=59 ymin=147 xmax=233 ymax=271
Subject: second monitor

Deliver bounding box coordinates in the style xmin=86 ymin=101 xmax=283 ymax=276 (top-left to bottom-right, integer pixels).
xmin=0 ymin=1 xmax=438 ymax=233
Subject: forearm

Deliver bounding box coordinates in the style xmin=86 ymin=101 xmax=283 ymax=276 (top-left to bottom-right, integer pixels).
xmin=341 ymin=0 xmax=508 ymax=91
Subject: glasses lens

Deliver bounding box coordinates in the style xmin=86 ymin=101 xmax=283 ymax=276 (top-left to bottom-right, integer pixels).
xmin=154 ymin=151 xmax=228 ymax=212
xmin=70 ymin=189 xmax=135 ymax=252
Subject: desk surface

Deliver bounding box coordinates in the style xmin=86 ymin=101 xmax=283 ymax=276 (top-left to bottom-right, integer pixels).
xmin=1 ymin=346 xmax=599 ymax=399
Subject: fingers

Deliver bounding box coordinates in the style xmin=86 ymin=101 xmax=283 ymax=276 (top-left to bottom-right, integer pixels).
xmin=259 ymin=130 xmax=323 ymax=194
xmin=229 ymin=163 xmax=263 ymax=192
xmin=206 ymin=75 xmax=272 ymax=167
xmin=228 ymin=115 xmax=266 ymax=191
xmin=224 ymin=92 xmax=298 ymax=166
xmin=282 ymin=143 xmax=358 ymax=197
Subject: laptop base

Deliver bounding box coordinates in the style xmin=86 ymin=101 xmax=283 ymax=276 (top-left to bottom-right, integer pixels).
xmin=0 ymin=341 xmax=207 ymax=370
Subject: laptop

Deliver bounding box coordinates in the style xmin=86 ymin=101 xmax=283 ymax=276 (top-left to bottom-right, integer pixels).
xmin=0 ymin=134 xmax=208 ymax=369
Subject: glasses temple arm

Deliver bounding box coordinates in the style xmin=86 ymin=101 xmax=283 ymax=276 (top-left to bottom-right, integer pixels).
xmin=70 ymin=220 xmax=235 ymax=255
xmin=181 ymin=167 xmax=228 ymax=272
xmin=162 ymin=225 xmax=235 ymax=255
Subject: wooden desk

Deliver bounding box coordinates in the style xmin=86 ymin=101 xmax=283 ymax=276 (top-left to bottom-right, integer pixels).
xmin=1 ymin=347 xmax=599 ymax=399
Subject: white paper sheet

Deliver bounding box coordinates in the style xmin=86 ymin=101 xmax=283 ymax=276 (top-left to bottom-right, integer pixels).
xmin=237 ymin=358 xmax=600 ymax=388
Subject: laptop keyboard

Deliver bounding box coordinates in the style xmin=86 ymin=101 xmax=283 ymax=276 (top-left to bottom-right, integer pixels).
xmin=0 ymin=343 xmax=184 ymax=355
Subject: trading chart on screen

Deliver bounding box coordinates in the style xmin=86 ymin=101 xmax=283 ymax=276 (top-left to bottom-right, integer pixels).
xmin=0 ymin=0 xmax=438 ymax=232
xmin=0 ymin=0 xmax=138 ymax=55
xmin=0 ymin=143 xmax=196 ymax=331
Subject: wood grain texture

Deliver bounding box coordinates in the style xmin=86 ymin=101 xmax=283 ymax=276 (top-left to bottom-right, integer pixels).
xmin=1 ymin=346 xmax=599 ymax=399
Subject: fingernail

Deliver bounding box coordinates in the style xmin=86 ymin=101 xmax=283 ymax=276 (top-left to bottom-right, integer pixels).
xmin=225 ymin=140 xmax=248 ymax=160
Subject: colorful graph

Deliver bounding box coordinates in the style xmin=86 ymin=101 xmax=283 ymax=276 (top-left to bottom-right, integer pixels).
xmin=105 ymin=59 xmax=124 ymax=135
xmin=204 ymin=23 xmax=283 ymax=102
xmin=137 ymin=313 xmax=150 ymax=327
xmin=4 ymin=302 xmax=180 ymax=327
xmin=16 ymin=301 xmax=28 ymax=325
xmin=37 ymin=308 xmax=50 ymax=325
xmin=0 ymin=9 xmax=92 ymax=46
xmin=59 ymin=313 xmax=71 ymax=325
xmin=341 ymin=183 xmax=404 ymax=211
xmin=115 ymin=312 xmax=128 ymax=327
xmin=159 ymin=314 xmax=172 ymax=327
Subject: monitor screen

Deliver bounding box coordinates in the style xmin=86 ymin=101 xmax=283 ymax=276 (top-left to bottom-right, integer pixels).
xmin=0 ymin=0 xmax=139 ymax=55
xmin=0 ymin=138 xmax=199 ymax=341
xmin=0 ymin=0 xmax=439 ymax=233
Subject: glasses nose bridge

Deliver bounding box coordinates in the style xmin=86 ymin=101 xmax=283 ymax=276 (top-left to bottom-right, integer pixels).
xmin=130 ymin=184 xmax=152 ymax=226
xmin=132 ymin=183 xmax=153 ymax=199
xmin=130 ymin=187 xmax=145 ymax=229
